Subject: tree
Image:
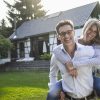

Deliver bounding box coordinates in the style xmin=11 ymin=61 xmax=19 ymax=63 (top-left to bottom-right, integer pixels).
xmin=0 ymin=19 xmax=12 ymax=38
xmin=0 ymin=35 xmax=12 ymax=59
xmin=0 ymin=19 xmax=12 ymax=59
xmin=0 ymin=19 xmax=6 ymax=37
xmin=4 ymin=0 xmax=46 ymax=29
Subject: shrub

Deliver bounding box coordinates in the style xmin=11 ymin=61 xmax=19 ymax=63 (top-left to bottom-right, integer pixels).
xmin=40 ymin=53 xmax=51 ymax=60
xmin=0 ymin=35 xmax=12 ymax=58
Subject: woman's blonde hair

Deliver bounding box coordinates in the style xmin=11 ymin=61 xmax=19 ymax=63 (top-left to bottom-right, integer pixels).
xmin=82 ymin=18 xmax=100 ymax=43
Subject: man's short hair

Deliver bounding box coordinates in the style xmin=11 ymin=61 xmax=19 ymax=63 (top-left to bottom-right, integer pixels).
xmin=56 ymin=20 xmax=74 ymax=34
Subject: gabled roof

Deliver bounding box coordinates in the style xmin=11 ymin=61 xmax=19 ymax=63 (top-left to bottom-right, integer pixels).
xmin=10 ymin=2 xmax=98 ymax=40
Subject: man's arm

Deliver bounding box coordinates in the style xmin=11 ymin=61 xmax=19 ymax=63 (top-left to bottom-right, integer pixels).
xmin=48 ymin=54 xmax=59 ymax=90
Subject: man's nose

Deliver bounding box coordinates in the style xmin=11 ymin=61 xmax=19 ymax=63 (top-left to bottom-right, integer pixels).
xmin=64 ymin=33 xmax=69 ymax=38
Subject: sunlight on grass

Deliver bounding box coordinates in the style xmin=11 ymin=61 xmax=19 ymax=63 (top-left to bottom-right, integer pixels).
xmin=0 ymin=71 xmax=49 ymax=100
xmin=0 ymin=87 xmax=48 ymax=100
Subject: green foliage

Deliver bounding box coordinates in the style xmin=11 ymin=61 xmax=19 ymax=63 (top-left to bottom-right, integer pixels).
xmin=0 ymin=21 xmax=13 ymax=58
xmin=40 ymin=53 xmax=51 ymax=60
xmin=0 ymin=35 xmax=12 ymax=49
xmin=0 ymin=19 xmax=12 ymax=38
xmin=0 ymin=35 xmax=12 ymax=58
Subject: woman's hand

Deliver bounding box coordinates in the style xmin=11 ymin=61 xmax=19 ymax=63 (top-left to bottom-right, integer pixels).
xmin=59 ymin=91 xmax=65 ymax=100
xmin=65 ymin=61 xmax=78 ymax=78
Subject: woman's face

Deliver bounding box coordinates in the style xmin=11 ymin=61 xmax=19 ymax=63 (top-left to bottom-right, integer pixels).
xmin=83 ymin=24 xmax=97 ymax=42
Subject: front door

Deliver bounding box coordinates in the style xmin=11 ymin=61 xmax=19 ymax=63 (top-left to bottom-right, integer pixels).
xmin=38 ymin=40 xmax=43 ymax=55
xmin=19 ymin=42 xmax=25 ymax=58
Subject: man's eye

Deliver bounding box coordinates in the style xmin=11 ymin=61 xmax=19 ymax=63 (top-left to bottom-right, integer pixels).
xmin=67 ymin=31 xmax=71 ymax=34
xmin=61 ymin=32 xmax=66 ymax=35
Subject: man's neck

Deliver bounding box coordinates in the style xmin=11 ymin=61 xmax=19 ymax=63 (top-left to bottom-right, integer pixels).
xmin=64 ymin=43 xmax=76 ymax=58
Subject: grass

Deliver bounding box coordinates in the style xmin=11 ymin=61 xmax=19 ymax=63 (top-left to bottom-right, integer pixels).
xmin=0 ymin=71 xmax=49 ymax=100
xmin=0 ymin=71 xmax=100 ymax=100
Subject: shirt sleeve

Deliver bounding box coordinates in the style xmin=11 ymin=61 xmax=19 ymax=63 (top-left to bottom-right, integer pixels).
xmin=48 ymin=54 xmax=59 ymax=90
xmin=73 ymin=45 xmax=100 ymax=68
xmin=53 ymin=45 xmax=71 ymax=64
xmin=73 ymin=56 xmax=100 ymax=68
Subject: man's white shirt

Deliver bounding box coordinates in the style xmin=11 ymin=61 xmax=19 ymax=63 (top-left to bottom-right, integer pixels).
xmin=48 ymin=43 xmax=95 ymax=98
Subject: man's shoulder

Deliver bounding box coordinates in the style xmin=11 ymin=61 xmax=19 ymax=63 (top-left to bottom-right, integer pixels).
xmin=50 ymin=54 xmax=58 ymax=64
xmin=53 ymin=44 xmax=63 ymax=51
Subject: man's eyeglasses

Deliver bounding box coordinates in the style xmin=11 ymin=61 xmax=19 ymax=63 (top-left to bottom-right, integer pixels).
xmin=59 ymin=30 xmax=73 ymax=36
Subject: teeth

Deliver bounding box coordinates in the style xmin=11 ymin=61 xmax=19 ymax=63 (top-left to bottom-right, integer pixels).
xmin=66 ymin=39 xmax=70 ymax=40
xmin=65 ymin=39 xmax=69 ymax=41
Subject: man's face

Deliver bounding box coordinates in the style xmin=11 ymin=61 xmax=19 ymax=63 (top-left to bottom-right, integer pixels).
xmin=58 ymin=25 xmax=75 ymax=47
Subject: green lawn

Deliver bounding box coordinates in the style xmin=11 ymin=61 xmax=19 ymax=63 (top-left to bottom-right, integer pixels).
xmin=0 ymin=71 xmax=100 ymax=100
xmin=0 ymin=71 xmax=49 ymax=100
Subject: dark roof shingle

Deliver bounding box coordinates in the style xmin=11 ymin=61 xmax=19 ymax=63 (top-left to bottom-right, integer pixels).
xmin=10 ymin=2 xmax=98 ymax=39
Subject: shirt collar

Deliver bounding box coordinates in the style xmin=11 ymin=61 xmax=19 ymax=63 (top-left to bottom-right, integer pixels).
xmin=60 ymin=43 xmax=82 ymax=53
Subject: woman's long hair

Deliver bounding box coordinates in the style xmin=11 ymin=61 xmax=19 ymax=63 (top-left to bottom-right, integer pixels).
xmin=82 ymin=18 xmax=100 ymax=44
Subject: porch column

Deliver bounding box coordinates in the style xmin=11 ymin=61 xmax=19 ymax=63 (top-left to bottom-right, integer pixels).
xmin=17 ymin=43 xmax=20 ymax=59
xmin=25 ymin=38 xmax=31 ymax=58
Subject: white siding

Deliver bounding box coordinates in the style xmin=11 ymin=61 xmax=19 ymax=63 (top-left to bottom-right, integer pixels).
xmin=49 ymin=32 xmax=57 ymax=54
xmin=75 ymin=28 xmax=83 ymax=38
xmin=17 ymin=43 xmax=20 ymax=58
xmin=24 ymin=38 xmax=30 ymax=58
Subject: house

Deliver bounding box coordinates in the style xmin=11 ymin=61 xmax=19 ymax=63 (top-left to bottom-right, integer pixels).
xmin=9 ymin=1 xmax=100 ymax=61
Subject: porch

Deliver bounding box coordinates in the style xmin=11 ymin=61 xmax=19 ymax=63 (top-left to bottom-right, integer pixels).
xmin=0 ymin=60 xmax=50 ymax=72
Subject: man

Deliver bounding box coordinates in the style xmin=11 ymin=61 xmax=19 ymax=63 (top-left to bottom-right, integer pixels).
xmin=47 ymin=20 xmax=96 ymax=100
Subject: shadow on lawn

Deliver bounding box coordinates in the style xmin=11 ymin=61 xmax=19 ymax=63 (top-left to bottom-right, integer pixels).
xmin=0 ymin=71 xmax=49 ymax=88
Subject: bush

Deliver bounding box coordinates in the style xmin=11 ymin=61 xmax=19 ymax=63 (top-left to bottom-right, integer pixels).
xmin=0 ymin=35 xmax=12 ymax=58
xmin=40 ymin=53 xmax=51 ymax=60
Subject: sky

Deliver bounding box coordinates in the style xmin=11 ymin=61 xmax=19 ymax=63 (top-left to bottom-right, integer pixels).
xmin=0 ymin=0 xmax=99 ymax=25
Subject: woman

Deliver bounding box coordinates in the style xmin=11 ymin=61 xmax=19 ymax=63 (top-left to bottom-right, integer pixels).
xmin=50 ymin=18 xmax=100 ymax=100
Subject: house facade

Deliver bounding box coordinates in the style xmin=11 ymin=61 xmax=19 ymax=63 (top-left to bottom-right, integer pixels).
xmin=8 ymin=2 xmax=100 ymax=61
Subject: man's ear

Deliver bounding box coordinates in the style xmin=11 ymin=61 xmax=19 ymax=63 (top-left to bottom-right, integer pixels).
xmin=73 ymin=30 xmax=75 ymax=36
